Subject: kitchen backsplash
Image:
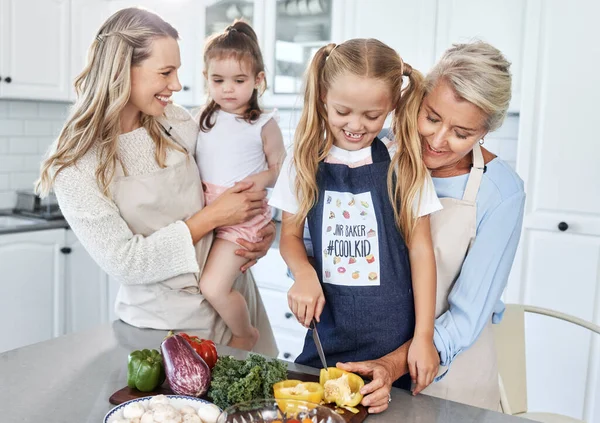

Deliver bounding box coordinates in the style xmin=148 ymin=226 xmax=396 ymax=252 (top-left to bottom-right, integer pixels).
xmin=0 ymin=100 xmax=70 ymax=209
xmin=0 ymin=99 xmax=518 ymax=210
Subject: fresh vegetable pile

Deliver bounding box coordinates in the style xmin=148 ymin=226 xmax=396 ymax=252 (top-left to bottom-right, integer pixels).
xmin=208 ymin=354 xmax=288 ymax=409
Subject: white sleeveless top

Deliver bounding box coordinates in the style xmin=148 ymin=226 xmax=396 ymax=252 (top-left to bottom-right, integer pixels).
xmin=195 ymin=109 xmax=279 ymax=187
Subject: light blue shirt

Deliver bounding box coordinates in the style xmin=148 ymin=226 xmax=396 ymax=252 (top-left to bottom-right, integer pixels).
xmin=431 ymin=157 xmax=525 ymax=367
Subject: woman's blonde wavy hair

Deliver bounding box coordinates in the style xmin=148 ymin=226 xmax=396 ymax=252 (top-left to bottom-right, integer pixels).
xmin=36 ymin=7 xmax=182 ymax=198
xmin=292 ymin=38 xmax=426 ymax=244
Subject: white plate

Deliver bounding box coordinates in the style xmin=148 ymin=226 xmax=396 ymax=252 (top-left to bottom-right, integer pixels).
xmin=104 ymin=395 xmax=219 ymax=423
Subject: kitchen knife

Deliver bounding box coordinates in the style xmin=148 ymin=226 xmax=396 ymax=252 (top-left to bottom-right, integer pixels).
xmin=311 ymin=318 xmax=328 ymax=369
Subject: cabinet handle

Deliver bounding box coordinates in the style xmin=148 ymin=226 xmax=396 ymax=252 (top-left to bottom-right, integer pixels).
xmin=558 ymin=222 xmax=569 ymax=232
xmin=285 ymin=312 xmax=293 ymax=319
xmin=283 ymin=352 xmax=291 ymax=359
xmin=60 ymin=247 xmax=72 ymax=254
xmin=4 ymin=76 xmax=11 ymax=83
xmin=182 ymin=85 xmax=190 ymax=91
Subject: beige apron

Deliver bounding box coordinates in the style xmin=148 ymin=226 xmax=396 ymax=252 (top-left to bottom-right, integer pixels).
xmin=421 ymin=144 xmax=500 ymax=410
xmin=110 ymin=120 xmax=277 ymax=356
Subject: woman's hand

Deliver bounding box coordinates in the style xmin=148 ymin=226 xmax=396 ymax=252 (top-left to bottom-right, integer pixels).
xmin=287 ymin=266 xmax=325 ymax=327
xmin=235 ymin=220 xmax=276 ymax=272
xmin=205 ymin=181 xmax=267 ymax=228
xmin=407 ymin=335 xmax=439 ymax=395
xmin=337 ymin=358 xmax=396 ymax=414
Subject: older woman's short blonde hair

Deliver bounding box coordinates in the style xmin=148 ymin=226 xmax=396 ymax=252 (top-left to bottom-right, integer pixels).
xmin=426 ymin=41 xmax=512 ymax=132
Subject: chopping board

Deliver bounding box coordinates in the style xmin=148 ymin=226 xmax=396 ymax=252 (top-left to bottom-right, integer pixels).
xmin=109 ymin=369 xmax=368 ymax=423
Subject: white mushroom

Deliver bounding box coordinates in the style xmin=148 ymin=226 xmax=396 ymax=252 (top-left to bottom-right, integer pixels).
xmin=140 ymin=410 xmax=155 ymax=423
xmin=196 ymin=403 xmax=221 ymax=423
xmin=153 ymin=404 xmax=181 ymax=423
xmin=149 ymin=395 xmax=171 ymax=410
xmin=123 ymin=402 xmax=146 ymax=419
xmin=182 ymin=414 xmax=202 ymax=423
xmin=180 ymin=405 xmax=197 ymax=415
xmin=113 ymin=419 xmax=131 ymax=423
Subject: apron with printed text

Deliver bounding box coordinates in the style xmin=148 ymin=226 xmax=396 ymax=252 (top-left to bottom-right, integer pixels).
xmin=422 ymin=143 xmax=500 ymax=410
xmin=296 ymin=138 xmax=414 ymax=389
xmin=109 ymin=119 xmax=277 ymax=356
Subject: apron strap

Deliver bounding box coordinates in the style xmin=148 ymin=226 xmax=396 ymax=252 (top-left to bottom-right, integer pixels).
xmin=462 ymin=143 xmax=485 ymax=202
xmin=371 ymin=137 xmax=391 ymax=163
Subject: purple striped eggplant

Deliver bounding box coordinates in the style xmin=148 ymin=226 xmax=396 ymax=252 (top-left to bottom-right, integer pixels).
xmin=160 ymin=334 xmax=211 ymax=397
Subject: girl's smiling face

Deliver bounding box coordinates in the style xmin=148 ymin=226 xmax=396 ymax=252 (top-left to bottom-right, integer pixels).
xmin=324 ymin=73 xmax=393 ymax=151
xmin=418 ymin=79 xmax=489 ymax=176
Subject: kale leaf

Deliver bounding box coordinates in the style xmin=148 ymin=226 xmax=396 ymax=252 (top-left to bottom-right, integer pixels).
xmin=208 ymin=354 xmax=288 ymax=409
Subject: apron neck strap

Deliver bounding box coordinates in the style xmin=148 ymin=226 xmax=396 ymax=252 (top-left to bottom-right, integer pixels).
xmin=371 ymin=137 xmax=391 ymax=163
xmin=462 ymin=143 xmax=485 ymax=202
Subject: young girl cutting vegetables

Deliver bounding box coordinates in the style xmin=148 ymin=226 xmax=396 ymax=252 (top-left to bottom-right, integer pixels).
xmin=270 ymin=39 xmax=441 ymax=402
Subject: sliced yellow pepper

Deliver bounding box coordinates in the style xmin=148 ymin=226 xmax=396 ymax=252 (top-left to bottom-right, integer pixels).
xmin=273 ymin=379 xmax=324 ymax=403
xmin=319 ymin=367 xmax=364 ymax=408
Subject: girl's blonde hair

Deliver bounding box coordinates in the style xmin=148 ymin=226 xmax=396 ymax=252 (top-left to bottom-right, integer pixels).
xmin=36 ymin=7 xmax=182 ymax=197
xmin=425 ymin=41 xmax=512 ymax=132
xmin=199 ymin=20 xmax=267 ymax=131
xmin=293 ymin=39 xmax=426 ymax=244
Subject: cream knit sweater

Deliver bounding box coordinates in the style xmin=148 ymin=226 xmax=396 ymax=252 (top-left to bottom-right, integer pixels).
xmin=53 ymin=104 xmax=201 ymax=285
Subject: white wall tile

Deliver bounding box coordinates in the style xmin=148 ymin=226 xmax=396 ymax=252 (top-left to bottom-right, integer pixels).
xmin=0 ymin=119 xmax=24 ymax=136
xmin=9 ymin=137 xmax=39 ymax=154
xmin=38 ymin=137 xmax=55 ymax=154
xmin=0 ymin=156 xmax=25 ymax=172
xmin=0 ymin=138 xmax=8 ymax=155
xmin=24 ymin=120 xmax=54 ymax=136
xmin=9 ymin=172 xmax=38 ymax=191
xmin=0 ymin=100 xmax=70 ymax=207
xmin=0 ymin=174 xmax=9 ymax=191
xmin=38 ymin=102 xmax=70 ymax=119
xmin=0 ymin=102 xmax=8 ymax=118
xmin=8 ymin=101 xmax=38 ymax=118
xmin=23 ymin=156 xmax=43 ymax=172
xmin=0 ymin=191 xmax=16 ymax=209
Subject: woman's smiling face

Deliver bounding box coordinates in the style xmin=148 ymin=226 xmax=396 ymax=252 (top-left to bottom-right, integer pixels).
xmin=418 ymin=79 xmax=489 ymax=176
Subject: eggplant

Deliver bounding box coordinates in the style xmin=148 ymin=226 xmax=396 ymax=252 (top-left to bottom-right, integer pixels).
xmin=160 ymin=334 xmax=211 ymax=397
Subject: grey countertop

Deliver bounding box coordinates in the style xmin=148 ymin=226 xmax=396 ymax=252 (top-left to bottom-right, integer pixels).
xmin=0 ymin=320 xmax=531 ymax=423
xmin=0 ymin=209 xmax=68 ymax=235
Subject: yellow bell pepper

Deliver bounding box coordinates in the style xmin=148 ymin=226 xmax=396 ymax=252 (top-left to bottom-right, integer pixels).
xmin=273 ymin=379 xmax=324 ymax=403
xmin=319 ymin=367 xmax=364 ymax=407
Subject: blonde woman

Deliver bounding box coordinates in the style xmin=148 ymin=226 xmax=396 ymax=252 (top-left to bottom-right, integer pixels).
xmin=339 ymin=42 xmax=525 ymax=412
xmin=36 ymin=7 xmax=277 ymax=355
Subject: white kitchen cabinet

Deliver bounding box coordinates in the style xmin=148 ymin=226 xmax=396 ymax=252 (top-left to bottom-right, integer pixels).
xmin=342 ymin=0 xmax=437 ymax=76
xmin=0 ymin=229 xmax=66 ymax=353
xmin=251 ymin=246 xmax=307 ymax=361
xmin=342 ymin=0 xmax=525 ymax=112
xmin=63 ymin=229 xmax=111 ymax=333
xmin=505 ymin=1 xmax=600 ymax=421
xmin=0 ymin=0 xmax=71 ymax=101
xmin=434 ymin=0 xmax=525 ymax=112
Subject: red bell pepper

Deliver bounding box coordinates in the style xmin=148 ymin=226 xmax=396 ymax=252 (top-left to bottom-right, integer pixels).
xmin=179 ymin=333 xmax=219 ymax=369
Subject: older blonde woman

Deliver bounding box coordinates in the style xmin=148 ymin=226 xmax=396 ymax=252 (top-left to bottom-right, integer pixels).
xmin=36 ymin=7 xmax=277 ymax=355
xmin=331 ymin=42 xmax=525 ymax=412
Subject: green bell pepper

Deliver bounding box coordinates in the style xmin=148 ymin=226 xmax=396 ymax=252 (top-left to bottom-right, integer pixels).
xmin=127 ymin=349 xmax=165 ymax=392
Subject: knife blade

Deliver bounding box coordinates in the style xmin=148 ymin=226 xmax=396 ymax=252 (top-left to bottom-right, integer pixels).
xmin=311 ymin=318 xmax=328 ymax=369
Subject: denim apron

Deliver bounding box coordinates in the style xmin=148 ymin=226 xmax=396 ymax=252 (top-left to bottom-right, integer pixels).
xmin=295 ymin=138 xmax=414 ymax=389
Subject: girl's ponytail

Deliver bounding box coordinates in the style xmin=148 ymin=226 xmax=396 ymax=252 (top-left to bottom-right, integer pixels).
xmin=292 ymin=43 xmax=336 ymax=226
xmin=387 ymin=64 xmax=427 ymax=245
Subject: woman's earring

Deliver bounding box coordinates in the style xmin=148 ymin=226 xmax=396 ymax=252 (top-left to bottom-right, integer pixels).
xmin=479 ymin=138 xmax=485 ymax=146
